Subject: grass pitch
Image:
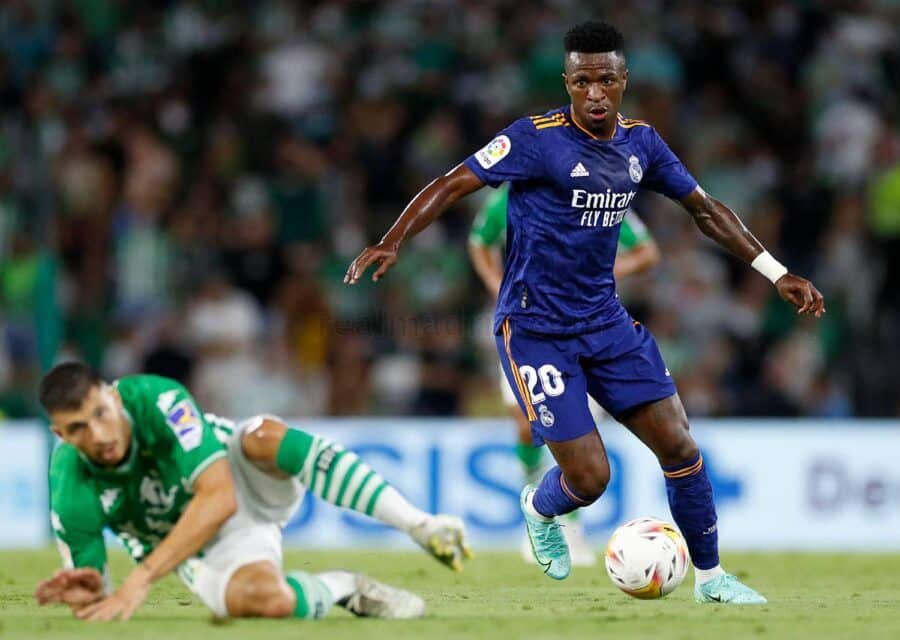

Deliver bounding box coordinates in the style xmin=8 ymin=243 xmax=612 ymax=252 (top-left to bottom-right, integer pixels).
xmin=1 ymin=550 xmax=898 ymax=640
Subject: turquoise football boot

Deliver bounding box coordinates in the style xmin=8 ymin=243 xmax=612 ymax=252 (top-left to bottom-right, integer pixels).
xmin=695 ymin=574 xmax=767 ymax=604
xmin=520 ymin=486 xmax=571 ymax=580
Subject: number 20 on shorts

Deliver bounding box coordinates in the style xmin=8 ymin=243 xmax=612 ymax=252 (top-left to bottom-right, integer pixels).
xmin=518 ymin=364 xmax=565 ymax=404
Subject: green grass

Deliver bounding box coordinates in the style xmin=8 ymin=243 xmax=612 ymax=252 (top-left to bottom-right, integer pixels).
xmin=1 ymin=550 xmax=899 ymax=639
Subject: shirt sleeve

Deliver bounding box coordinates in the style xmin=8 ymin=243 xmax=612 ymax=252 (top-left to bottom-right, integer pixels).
xmin=49 ymin=446 xmax=108 ymax=573
xmin=463 ymin=118 xmax=544 ymax=187
xmin=640 ymin=128 xmax=698 ymax=200
xmin=469 ymin=184 xmax=509 ymax=247
xmin=618 ymin=210 xmax=652 ymax=250
xmin=146 ymin=380 xmax=227 ymax=489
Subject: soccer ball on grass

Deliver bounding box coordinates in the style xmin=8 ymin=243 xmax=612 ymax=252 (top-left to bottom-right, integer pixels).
xmin=604 ymin=516 xmax=690 ymax=599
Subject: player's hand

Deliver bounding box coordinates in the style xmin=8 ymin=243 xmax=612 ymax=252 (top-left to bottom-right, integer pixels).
xmin=35 ymin=568 xmax=105 ymax=608
xmin=76 ymin=565 xmax=152 ymax=622
xmin=775 ymin=273 xmax=826 ymax=317
xmin=344 ymin=241 xmax=400 ymax=284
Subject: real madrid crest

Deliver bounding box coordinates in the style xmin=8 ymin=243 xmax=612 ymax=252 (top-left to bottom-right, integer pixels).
xmin=538 ymin=404 xmax=555 ymax=427
xmin=628 ymin=155 xmax=642 ymax=183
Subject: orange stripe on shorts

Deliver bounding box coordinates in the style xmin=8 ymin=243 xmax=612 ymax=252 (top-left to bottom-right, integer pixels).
xmin=502 ymin=318 xmax=537 ymax=421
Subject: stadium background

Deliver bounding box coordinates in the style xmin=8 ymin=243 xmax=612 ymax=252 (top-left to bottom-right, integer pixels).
xmin=0 ymin=0 xmax=899 ymax=554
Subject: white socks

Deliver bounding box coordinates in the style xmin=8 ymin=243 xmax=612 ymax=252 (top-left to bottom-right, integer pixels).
xmin=694 ymin=564 xmax=726 ymax=585
xmin=371 ymin=486 xmax=431 ymax=533
xmin=524 ymin=489 xmax=553 ymax=522
xmin=317 ymin=570 xmax=357 ymax=604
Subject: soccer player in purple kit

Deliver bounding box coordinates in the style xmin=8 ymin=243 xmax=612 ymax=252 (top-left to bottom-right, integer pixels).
xmin=345 ymin=21 xmax=825 ymax=604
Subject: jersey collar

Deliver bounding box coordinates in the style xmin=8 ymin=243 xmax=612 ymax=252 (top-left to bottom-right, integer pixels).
xmin=565 ymin=106 xmax=619 ymax=142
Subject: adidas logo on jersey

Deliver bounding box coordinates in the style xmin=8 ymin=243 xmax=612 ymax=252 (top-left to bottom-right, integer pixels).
xmin=570 ymin=162 xmax=590 ymax=177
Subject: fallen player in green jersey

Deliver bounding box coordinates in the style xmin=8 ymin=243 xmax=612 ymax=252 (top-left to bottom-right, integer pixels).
xmin=34 ymin=362 xmax=471 ymax=622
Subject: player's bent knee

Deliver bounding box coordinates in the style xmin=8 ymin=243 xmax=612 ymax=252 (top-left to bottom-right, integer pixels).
xmin=239 ymin=590 xmax=294 ymax=618
xmin=567 ymin=475 xmax=609 ymax=502
xmin=564 ymin=462 xmax=610 ymax=501
xmin=258 ymin=593 xmax=295 ymax=618
xmin=674 ymin=438 xmax=699 ymax=464
xmin=241 ymin=416 xmax=289 ymax=465
xmin=226 ymin=563 xmax=295 ymax=618
xmin=657 ymin=430 xmax=699 ymax=466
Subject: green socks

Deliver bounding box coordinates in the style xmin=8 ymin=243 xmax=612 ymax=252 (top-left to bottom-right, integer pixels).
xmin=285 ymin=571 xmax=334 ymax=619
xmin=274 ymin=428 xmax=315 ymax=475
xmin=276 ymin=428 xmax=413 ymax=523
xmin=516 ymin=442 xmax=545 ymax=487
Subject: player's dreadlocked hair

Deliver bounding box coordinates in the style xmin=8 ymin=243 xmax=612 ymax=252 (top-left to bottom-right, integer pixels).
xmin=564 ymin=21 xmax=625 ymax=55
xmin=40 ymin=362 xmax=104 ymax=413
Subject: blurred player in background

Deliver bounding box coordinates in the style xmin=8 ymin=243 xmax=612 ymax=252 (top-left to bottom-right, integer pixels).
xmin=468 ymin=182 xmax=659 ymax=565
xmin=34 ymin=363 xmax=470 ymax=622
xmin=345 ymin=21 xmax=825 ymax=604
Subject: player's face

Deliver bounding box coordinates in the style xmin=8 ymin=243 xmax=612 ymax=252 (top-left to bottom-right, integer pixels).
xmin=50 ymin=384 xmax=131 ymax=467
xmin=563 ymin=51 xmax=627 ymax=138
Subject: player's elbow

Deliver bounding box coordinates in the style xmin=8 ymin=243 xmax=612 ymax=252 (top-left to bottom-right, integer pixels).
xmin=468 ymin=242 xmax=491 ymax=274
xmin=690 ymin=197 xmax=733 ymax=241
xmin=467 ymin=239 xmax=484 ymax=262
xmin=693 ymin=213 xmax=719 ymax=240
xmin=646 ymin=241 xmax=661 ymax=266
xmin=438 ymin=167 xmax=482 ymax=206
xmin=434 ymin=174 xmax=466 ymax=206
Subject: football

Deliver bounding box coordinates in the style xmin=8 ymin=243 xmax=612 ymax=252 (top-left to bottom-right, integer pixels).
xmin=605 ymin=517 xmax=691 ymax=599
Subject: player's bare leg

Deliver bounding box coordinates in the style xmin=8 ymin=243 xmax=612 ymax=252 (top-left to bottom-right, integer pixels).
xmin=240 ymin=418 xmax=472 ymax=571
xmin=543 ymin=429 xmax=598 ymax=567
xmin=224 ymin=560 xmax=424 ymax=620
xmin=543 ymin=429 xmax=612 ymax=502
xmin=521 ymin=429 xmax=610 ymax=579
xmin=225 ymin=561 xmax=296 ymax=618
xmin=508 ymin=367 xmax=595 ymax=566
xmin=508 ymin=376 xmax=594 ymax=566
xmin=619 ymin=394 xmax=766 ymax=604
xmin=617 ymin=393 xmax=697 ymax=466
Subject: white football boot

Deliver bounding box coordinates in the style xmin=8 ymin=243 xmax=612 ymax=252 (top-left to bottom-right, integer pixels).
xmin=343 ymin=574 xmax=426 ymax=619
xmin=409 ymin=514 xmax=473 ymax=571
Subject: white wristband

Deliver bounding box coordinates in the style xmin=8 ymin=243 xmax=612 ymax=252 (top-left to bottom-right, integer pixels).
xmin=751 ymin=251 xmax=788 ymax=284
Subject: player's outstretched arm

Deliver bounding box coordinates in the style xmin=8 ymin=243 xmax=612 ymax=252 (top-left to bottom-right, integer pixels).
xmin=75 ymin=459 xmax=237 ymax=622
xmin=679 ymin=187 xmax=826 ymax=317
xmin=344 ymin=164 xmax=485 ymax=284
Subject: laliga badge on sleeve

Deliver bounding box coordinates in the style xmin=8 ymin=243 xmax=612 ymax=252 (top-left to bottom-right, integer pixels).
xmin=475 ymin=135 xmax=511 ymax=169
xmin=165 ymin=400 xmax=203 ymax=451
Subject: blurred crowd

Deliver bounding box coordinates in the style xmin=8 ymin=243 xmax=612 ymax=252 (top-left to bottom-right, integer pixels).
xmin=1 ymin=0 xmax=899 ymax=420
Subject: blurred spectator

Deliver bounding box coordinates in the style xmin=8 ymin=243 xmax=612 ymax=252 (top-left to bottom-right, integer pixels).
xmin=1 ymin=1 xmax=899 ymax=418
xmin=223 ymin=178 xmax=286 ymax=306
xmin=184 ymin=271 xmax=263 ymax=416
